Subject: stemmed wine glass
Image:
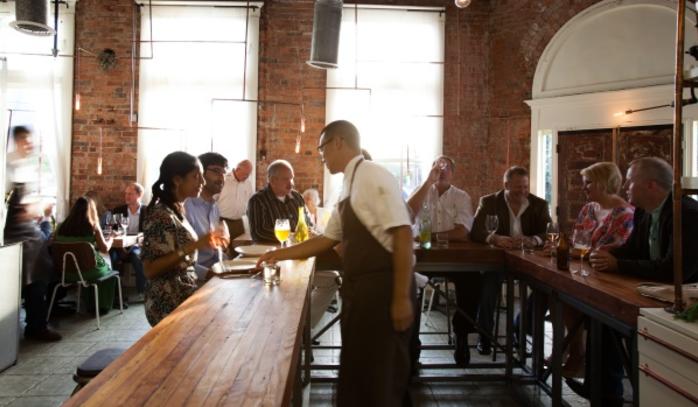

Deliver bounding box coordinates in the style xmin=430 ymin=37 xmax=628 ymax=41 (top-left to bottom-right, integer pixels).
xmin=112 ymin=214 xmax=123 ymax=236
xmin=120 ymin=215 xmax=129 ymax=234
xmin=572 ymin=229 xmax=592 ymax=276
xmin=546 ymin=222 xmax=560 ymax=259
xmin=274 ymin=218 xmax=291 ymax=248
xmin=485 ymin=215 xmax=499 ymax=247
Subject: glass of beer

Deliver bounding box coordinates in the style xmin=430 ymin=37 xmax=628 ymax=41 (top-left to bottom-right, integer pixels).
xmin=274 ymin=218 xmax=291 ymax=247
xmin=572 ymin=229 xmax=591 ymax=276
xmin=546 ymin=222 xmax=560 ymax=258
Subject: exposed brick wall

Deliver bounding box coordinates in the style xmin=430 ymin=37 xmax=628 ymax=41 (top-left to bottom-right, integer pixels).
xmin=70 ymin=0 xmax=139 ymax=210
xmin=256 ymin=0 xmax=327 ymax=194
xmin=68 ymin=0 xmax=605 ymax=210
xmin=486 ymin=0 xmax=604 ymax=198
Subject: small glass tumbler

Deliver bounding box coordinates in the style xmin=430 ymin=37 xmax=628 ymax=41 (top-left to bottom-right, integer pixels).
xmin=263 ymin=262 xmax=281 ymax=286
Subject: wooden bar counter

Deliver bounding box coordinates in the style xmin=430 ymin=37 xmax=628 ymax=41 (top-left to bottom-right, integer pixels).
xmin=506 ymin=250 xmax=662 ymax=327
xmin=64 ymin=258 xmax=315 ymax=407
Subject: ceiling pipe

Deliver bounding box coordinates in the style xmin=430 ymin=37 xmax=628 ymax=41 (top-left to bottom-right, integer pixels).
xmin=307 ymin=0 xmax=343 ymax=69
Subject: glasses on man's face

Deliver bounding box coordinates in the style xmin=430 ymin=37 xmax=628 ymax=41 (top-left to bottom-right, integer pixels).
xmin=317 ymin=136 xmax=342 ymax=154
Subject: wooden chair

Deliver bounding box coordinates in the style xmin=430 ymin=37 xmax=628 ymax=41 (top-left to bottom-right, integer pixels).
xmin=48 ymin=242 xmax=123 ymax=329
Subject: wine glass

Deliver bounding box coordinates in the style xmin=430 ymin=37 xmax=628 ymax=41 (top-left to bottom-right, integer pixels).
xmin=112 ymin=214 xmax=123 ymax=236
xmin=485 ymin=215 xmax=499 ymax=247
xmin=274 ymin=218 xmax=291 ymax=247
xmin=572 ymin=229 xmax=592 ymax=276
xmin=546 ymin=222 xmax=560 ymax=258
xmin=120 ymin=215 xmax=129 ymax=234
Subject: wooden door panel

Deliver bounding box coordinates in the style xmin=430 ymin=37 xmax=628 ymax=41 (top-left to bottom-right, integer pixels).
xmin=557 ymin=129 xmax=613 ymax=235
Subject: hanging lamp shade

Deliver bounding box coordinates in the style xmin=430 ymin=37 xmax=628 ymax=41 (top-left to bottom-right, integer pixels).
xmin=307 ymin=0 xmax=343 ymax=69
xmin=10 ymin=0 xmax=55 ymax=36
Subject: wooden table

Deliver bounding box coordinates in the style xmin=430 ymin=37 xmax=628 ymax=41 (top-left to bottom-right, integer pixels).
xmin=505 ymin=250 xmax=664 ymax=407
xmin=64 ymin=258 xmax=315 ymax=407
xmin=111 ymin=234 xmax=140 ymax=249
xmin=415 ymin=241 xmax=506 ymax=272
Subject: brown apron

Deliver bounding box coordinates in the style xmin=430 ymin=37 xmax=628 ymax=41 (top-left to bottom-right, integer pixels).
xmin=337 ymin=158 xmax=413 ymax=407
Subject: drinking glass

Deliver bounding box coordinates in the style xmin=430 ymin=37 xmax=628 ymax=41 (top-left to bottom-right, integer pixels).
xmin=572 ymin=229 xmax=592 ymax=276
xmin=546 ymin=222 xmax=560 ymax=258
xmin=263 ymin=262 xmax=280 ymax=286
xmin=112 ymin=214 xmax=123 ymax=236
xmin=274 ymin=219 xmax=291 ymax=247
xmin=120 ymin=215 xmax=129 ymax=234
xmin=485 ymin=215 xmax=499 ymax=247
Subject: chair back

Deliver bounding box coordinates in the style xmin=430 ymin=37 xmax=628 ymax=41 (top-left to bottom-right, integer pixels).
xmin=51 ymin=241 xmax=97 ymax=284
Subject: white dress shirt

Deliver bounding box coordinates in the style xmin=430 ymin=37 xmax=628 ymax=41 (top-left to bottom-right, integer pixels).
xmin=127 ymin=204 xmax=141 ymax=235
xmin=217 ymin=173 xmax=254 ymax=220
xmin=503 ymin=194 xmax=543 ymax=245
xmin=420 ymin=184 xmax=474 ymax=233
xmin=324 ymin=155 xmax=411 ymax=253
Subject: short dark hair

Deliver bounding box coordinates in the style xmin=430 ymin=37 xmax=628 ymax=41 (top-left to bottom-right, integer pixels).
xmin=198 ymin=152 xmax=228 ymax=171
xmin=11 ymin=126 xmax=31 ymax=140
xmin=320 ymin=120 xmax=361 ymax=150
xmin=503 ymin=166 xmax=529 ymax=183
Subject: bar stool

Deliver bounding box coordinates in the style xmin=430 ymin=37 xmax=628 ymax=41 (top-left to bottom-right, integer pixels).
xmin=71 ymin=348 xmax=125 ymax=395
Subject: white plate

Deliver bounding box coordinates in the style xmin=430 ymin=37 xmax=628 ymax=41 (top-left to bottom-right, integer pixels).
xmin=219 ymin=259 xmax=259 ymax=273
xmin=234 ymin=244 xmax=277 ymax=257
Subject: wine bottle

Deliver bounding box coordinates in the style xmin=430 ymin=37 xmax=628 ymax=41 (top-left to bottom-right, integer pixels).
xmin=295 ymin=206 xmax=309 ymax=243
xmin=556 ymin=232 xmax=570 ymax=271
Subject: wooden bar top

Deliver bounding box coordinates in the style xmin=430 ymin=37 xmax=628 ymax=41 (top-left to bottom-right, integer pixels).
xmin=64 ymin=258 xmax=315 ymax=407
xmin=415 ymin=241 xmax=506 ymax=270
xmin=506 ymin=250 xmax=663 ymax=327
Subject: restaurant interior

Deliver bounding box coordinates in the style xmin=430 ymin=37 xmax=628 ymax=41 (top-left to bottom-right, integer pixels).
xmin=1 ymin=0 xmax=697 ymax=406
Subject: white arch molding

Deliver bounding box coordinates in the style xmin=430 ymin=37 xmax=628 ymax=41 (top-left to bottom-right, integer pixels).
xmin=526 ymin=0 xmax=698 ymax=216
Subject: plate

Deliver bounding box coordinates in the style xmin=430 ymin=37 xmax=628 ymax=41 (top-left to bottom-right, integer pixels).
xmin=219 ymin=259 xmax=259 ymax=273
xmin=234 ymin=244 xmax=276 ymax=257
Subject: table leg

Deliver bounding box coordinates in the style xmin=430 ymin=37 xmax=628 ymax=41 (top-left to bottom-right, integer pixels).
xmin=532 ymin=290 xmax=545 ymax=380
xmin=518 ymin=281 xmax=528 ymax=364
xmin=506 ymin=274 xmax=514 ymax=379
xmin=550 ymin=292 xmax=563 ymax=407
xmin=590 ymin=318 xmax=603 ymax=406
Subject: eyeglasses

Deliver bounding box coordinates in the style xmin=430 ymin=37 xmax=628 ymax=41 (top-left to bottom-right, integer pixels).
xmin=317 ymin=136 xmax=342 ymax=154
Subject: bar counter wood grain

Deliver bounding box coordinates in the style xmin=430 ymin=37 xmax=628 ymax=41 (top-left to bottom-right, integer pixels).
xmin=64 ymin=258 xmax=315 ymax=407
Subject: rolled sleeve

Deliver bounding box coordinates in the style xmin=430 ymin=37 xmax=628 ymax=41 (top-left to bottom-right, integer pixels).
xmin=323 ymin=208 xmax=343 ymax=241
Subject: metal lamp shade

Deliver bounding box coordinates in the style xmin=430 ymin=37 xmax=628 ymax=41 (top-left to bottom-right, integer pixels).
xmin=307 ymin=0 xmax=343 ymax=69
xmin=9 ymin=0 xmax=55 ymax=36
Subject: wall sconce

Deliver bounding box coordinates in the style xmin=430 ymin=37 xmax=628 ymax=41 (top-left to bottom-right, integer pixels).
xmin=455 ymin=0 xmax=472 ymax=8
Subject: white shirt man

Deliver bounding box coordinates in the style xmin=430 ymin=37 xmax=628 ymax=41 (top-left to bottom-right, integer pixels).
xmin=217 ymin=160 xmax=254 ymax=239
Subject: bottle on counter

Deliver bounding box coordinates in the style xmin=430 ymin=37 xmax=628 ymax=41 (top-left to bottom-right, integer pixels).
xmin=557 ymin=232 xmax=570 ymax=271
xmin=295 ymin=206 xmax=309 ymax=243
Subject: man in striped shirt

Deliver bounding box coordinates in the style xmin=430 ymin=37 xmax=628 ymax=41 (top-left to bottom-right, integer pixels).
xmin=247 ymin=159 xmax=310 ymax=243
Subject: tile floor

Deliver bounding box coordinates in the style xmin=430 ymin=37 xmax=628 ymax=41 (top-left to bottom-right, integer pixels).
xmin=0 ymin=287 xmax=598 ymax=406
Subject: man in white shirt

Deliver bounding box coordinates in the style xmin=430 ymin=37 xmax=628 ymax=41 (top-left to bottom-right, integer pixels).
xmin=408 ymin=155 xmax=476 ymax=367
xmin=258 ymin=120 xmax=415 ymax=406
xmin=217 ymin=159 xmax=254 ymax=243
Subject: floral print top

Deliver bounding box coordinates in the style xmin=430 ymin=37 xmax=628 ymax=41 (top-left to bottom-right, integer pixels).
xmin=141 ymin=202 xmax=199 ymax=326
xmin=574 ymin=202 xmax=635 ymax=250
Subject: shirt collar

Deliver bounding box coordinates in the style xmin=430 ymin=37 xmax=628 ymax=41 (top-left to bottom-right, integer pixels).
xmin=650 ymin=195 xmax=669 ymax=220
xmin=504 ymin=193 xmax=529 ymax=218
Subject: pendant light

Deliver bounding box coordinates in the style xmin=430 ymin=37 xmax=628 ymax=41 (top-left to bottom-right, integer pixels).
xmin=307 ymin=0 xmax=343 ymax=69
xmin=10 ymin=0 xmax=55 ymax=36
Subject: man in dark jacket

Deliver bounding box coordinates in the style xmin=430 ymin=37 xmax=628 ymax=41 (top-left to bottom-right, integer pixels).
xmin=591 ymin=157 xmax=698 ymax=283
xmin=468 ymin=166 xmax=551 ymax=357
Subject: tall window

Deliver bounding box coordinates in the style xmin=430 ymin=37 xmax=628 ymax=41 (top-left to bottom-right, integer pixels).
xmin=137 ymin=3 xmax=260 ymax=201
xmin=0 ymin=1 xmax=75 ymax=221
xmin=324 ymin=6 xmax=444 ymax=205
xmin=535 ymin=129 xmax=554 ymax=204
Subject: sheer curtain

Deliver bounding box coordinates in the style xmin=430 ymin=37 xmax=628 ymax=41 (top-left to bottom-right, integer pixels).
xmin=137 ymin=3 xmax=260 ymax=202
xmin=0 ymin=1 xmax=75 ymax=222
xmin=324 ymin=6 xmax=445 ymax=206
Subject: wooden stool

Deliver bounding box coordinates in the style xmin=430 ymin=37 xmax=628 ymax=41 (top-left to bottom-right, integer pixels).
xmin=71 ymin=348 xmax=125 ymax=395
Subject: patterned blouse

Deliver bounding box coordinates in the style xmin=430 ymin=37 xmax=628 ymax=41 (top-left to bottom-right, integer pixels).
xmin=574 ymin=202 xmax=635 ymax=250
xmin=141 ymin=202 xmax=199 ymax=326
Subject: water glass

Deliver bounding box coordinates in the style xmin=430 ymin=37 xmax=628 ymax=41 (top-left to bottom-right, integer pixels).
xmin=435 ymin=232 xmax=449 ymax=249
xmin=263 ymin=262 xmax=280 ymax=286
